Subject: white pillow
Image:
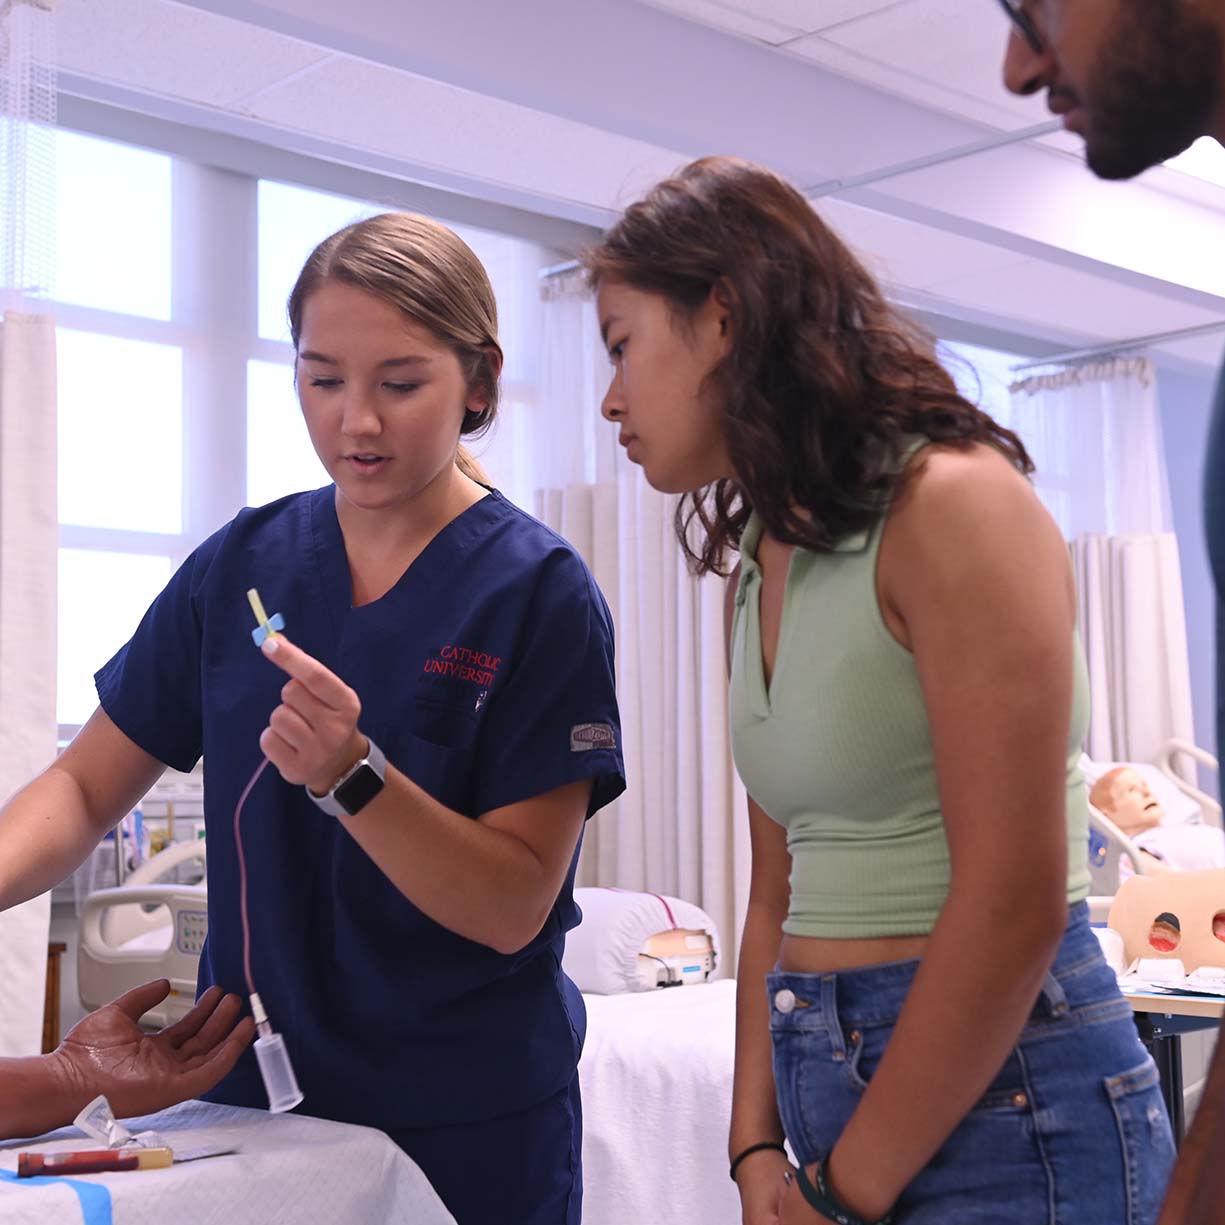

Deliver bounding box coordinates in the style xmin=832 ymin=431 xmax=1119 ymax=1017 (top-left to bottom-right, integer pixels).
xmin=1079 ymin=754 xmax=1203 ymax=826
xmin=564 ymin=887 xmax=723 ymax=995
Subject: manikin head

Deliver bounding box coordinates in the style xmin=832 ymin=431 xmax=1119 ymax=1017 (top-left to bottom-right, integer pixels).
xmin=1090 ymin=766 xmax=1165 ymax=836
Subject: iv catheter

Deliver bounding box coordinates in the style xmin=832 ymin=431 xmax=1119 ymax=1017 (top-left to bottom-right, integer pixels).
xmin=235 ymin=587 xmax=303 ymax=1114
xmin=247 ymin=588 xmax=285 ymax=647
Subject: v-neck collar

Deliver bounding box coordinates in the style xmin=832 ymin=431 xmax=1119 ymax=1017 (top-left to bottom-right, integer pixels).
xmin=736 ymin=511 xmax=871 ymax=719
xmin=307 ymin=484 xmax=506 ymax=639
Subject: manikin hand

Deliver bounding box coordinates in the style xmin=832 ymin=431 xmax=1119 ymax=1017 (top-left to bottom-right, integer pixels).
xmin=48 ymin=979 xmax=255 ymax=1122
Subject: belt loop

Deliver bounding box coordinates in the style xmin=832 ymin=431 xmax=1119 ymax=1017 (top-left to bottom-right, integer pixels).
xmin=819 ymin=974 xmax=847 ymax=1059
xmin=1039 ymin=969 xmax=1069 ymax=1017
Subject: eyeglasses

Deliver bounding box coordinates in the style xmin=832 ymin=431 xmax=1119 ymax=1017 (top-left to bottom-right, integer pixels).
xmin=996 ymin=0 xmax=1043 ymax=54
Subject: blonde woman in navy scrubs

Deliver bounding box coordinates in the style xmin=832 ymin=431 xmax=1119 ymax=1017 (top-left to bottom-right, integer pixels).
xmin=0 ymin=213 xmax=624 ymax=1225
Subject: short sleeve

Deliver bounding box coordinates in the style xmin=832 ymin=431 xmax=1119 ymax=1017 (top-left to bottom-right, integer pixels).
xmin=94 ymin=528 xmax=225 ymax=772
xmin=473 ymin=550 xmax=625 ymax=818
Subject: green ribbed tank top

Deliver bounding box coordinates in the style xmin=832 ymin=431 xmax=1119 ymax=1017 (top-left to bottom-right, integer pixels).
xmin=729 ymin=487 xmax=1091 ymax=939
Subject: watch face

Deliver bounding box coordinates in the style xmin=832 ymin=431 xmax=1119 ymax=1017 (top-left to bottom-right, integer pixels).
xmin=334 ymin=763 xmax=385 ymax=816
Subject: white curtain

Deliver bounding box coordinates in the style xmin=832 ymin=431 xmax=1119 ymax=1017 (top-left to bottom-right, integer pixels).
xmin=1071 ymin=533 xmax=1196 ymax=780
xmin=0 ymin=314 xmax=58 ymax=1055
xmin=536 ymin=272 xmax=621 ymax=490
xmin=0 ymin=0 xmax=58 ymax=1057
xmin=1006 ymin=356 xmax=1173 ymax=538
xmin=536 ymin=477 xmax=751 ymax=972
xmin=535 ymin=269 xmax=751 ymax=970
xmin=1007 ymin=357 xmax=1194 ymax=776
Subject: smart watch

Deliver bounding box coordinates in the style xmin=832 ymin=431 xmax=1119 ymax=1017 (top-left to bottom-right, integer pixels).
xmin=307 ymin=736 xmax=387 ymax=817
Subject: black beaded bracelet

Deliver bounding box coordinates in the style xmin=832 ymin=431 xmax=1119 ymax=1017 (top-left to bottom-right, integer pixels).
xmin=795 ymin=1157 xmax=894 ymax=1225
xmin=728 ymin=1141 xmax=787 ymax=1182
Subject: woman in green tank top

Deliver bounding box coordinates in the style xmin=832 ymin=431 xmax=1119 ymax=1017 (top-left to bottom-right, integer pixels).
xmin=581 ymin=157 xmax=1174 ymax=1225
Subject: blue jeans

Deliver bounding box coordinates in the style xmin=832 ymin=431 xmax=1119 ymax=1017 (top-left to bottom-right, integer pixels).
xmin=767 ymin=904 xmax=1175 ymax=1224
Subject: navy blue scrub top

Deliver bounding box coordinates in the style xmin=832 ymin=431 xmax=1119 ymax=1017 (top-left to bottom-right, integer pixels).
xmin=96 ymin=486 xmax=625 ymax=1129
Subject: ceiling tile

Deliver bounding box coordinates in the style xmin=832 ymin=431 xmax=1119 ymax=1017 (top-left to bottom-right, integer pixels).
xmin=636 ymin=0 xmax=802 ymax=44
xmin=245 ymin=56 xmax=688 ymax=214
xmin=641 ymin=0 xmax=912 ymax=42
xmin=725 ymin=0 xmax=910 ymax=34
xmin=58 ymin=0 xmax=332 ymax=108
xmin=788 ymin=0 xmax=1047 ymax=130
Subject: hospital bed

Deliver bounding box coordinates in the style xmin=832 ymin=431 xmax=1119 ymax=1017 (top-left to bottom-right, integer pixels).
xmin=579 ymin=980 xmax=740 ymax=1225
xmin=77 ymin=839 xmax=207 ymax=1028
xmin=561 ymin=887 xmax=742 ymax=1225
xmin=1085 ymin=738 xmax=1222 ymax=918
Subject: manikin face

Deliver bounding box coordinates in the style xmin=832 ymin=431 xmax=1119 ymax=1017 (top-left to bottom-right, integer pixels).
xmin=596 ymin=279 xmax=734 ymax=495
xmin=1000 ymin=0 xmax=1223 ymax=180
xmin=296 ymin=281 xmax=486 ymax=518
xmin=1103 ymin=768 xmax=1164 ymax=836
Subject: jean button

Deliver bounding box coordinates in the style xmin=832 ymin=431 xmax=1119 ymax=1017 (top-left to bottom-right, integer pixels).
xmin=774 ymin=988 xmax=797 ymax=1014
xmin=1012 ymin=1092 xmax=1028 ymax=1108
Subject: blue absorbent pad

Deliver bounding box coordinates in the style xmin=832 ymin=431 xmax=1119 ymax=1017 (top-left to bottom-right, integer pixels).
xmin=0 ymin=1167 xmax=113 ymax=1225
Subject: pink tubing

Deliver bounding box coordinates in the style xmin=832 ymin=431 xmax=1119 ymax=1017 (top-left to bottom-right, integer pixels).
xmin=234 ymin=755 xmax=271 ymax=997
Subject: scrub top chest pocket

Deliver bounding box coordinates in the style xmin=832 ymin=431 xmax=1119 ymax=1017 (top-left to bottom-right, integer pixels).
xmin=409 ymin=640 xmax=505 ymax=749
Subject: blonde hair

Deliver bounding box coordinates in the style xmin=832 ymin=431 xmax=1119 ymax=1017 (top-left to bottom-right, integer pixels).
xmin=288 ymin=213 xmax=502 ymax=484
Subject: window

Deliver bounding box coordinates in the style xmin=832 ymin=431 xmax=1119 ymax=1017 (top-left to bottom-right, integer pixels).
xmin=246 ymin=359 xmax=326 ymax=506
xmin=53 ymin=132 xmax=552 ymax=731
xmin=53 ymin=129 xmax=172 ymax=320
xmin=58 ymin=550 xmax=173 ymax=727
xmin=256 ymin=181 xmax=381 ymax=344
xmin=58 ymin=330 xmax=183 ymax=533
xmin=51 ymin=130 xmax=184 ymax=732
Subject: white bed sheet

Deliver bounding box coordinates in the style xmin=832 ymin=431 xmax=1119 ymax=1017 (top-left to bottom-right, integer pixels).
xmin=580 ymin=979 xmax=741 ymax=1225
xmin=0 ymin=1099 xmax=455 ymax=1225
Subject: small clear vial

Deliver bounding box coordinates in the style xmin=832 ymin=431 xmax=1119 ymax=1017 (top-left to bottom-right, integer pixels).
xmin=249 ymin=992 xmax=304 ymax=1114
xmin=254 ymin=1030 xmax=304 ymax=1113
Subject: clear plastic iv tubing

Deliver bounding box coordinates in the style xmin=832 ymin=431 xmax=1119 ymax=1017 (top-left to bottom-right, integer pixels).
xmin=231 ymin=752 xmax=304 ymax=1114
xmin=234 ymin=754 xmax=271 ymax=1000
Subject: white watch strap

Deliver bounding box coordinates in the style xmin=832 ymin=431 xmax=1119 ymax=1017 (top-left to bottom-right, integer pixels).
xmin=306 ymin=736 xmax=386 ymax=817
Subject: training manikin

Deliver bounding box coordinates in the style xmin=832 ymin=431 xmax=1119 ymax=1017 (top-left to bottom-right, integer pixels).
xmin=1091 ymin=767 xmax=1224 ymax=874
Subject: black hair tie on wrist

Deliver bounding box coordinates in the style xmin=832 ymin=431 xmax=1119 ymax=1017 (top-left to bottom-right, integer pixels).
xmin=728 ymin=1141 xmax=787 ymax=1182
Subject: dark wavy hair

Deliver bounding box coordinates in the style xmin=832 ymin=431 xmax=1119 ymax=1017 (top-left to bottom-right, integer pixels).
xmin=581 ymin=157 xmax=1033 ymax=575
